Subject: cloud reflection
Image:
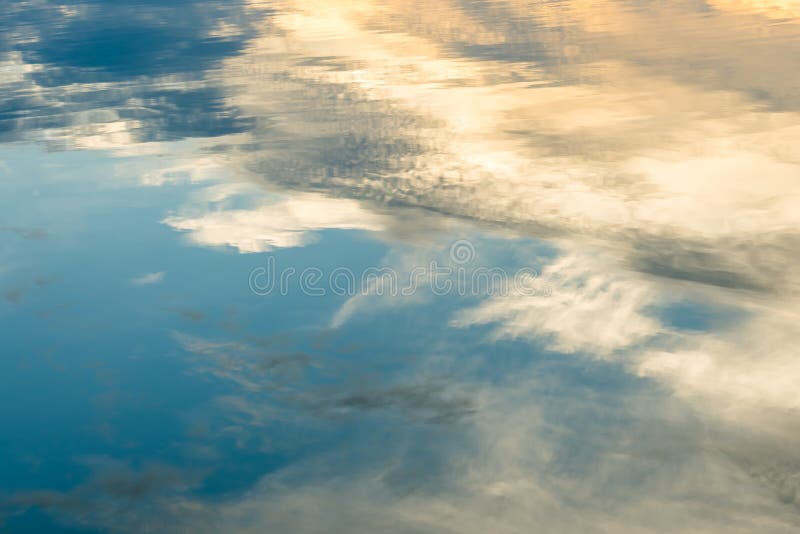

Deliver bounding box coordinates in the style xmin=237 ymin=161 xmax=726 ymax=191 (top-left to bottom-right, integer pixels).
xmin=3 ymin=0 xmax=800 ymax=533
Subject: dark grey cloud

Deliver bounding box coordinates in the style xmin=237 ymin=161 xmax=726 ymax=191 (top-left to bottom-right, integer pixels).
xmin=301 ymin=382 xmax=478 ymax=424
xmin=1 ymin=458 xmax=206 ymax=534
xmin=179 ymin=309 xmax=206 ymax=322
xmin=177 ymin=331 xmax=475 ymax=428
xmin=2 ymin=288 xmax=23 ymax=304
xmin=0 ymin=226 xmax=49 ymax=240
xmin=631 ymin=247 xmax=769 ymax=292
xmin=627 ymin=232 xmax=800 ymax=294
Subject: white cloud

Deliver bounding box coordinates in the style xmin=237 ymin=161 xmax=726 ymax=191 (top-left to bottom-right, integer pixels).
xmin=130 ymin=271 xmax=165 ymax=286
xmin=163 ymin=192 xmax=387 ymax=253
xmin=454 ymin=249 xmax=661 ymax=356
xmin=636 ymin=302 xmax=800 ymax=418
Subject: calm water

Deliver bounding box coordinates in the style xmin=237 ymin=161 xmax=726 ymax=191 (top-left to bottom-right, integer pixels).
xmin=1 ymin=1 xmax=800 ymax=532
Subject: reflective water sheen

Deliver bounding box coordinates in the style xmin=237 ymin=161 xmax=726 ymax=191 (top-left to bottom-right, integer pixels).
xmin=1 ymin=1 xmax=800 ymax=532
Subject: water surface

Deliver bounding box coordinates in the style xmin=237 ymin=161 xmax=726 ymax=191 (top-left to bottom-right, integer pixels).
xmin=2 ymin=1 xmax=800 ymax=532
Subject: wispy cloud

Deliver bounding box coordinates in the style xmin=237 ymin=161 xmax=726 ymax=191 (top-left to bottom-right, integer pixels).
xmin=130 ymin=271 xmax=165 ymax=286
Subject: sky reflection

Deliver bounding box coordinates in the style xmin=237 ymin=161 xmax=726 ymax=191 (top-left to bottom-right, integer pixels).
xmin=1 ymin=1 xmax=800 ymax=533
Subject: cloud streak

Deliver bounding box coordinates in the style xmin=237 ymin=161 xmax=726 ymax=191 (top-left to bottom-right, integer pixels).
xmin=130 ymin=271 xmax=165 ymax=286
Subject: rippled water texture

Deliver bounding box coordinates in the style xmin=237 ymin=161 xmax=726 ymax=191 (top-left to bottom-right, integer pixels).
xmin=1 ymin=1 xmax=800 ymax=532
